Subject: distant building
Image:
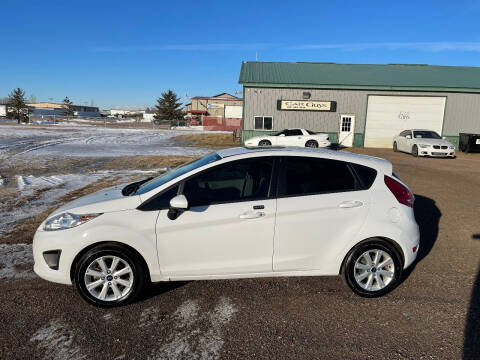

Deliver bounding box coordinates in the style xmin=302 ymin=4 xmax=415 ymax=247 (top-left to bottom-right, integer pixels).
xmin=185 ymin=93 xmax=243 ymax=130
xmin=0 ymin=104 xmax=7 ymax=117
xmin=26 ymin=102 xmax=101 ymax=117
xmin=185 ymin=93 xmax=242 ymax=118
xmin=109 ymin=107 xmax=146 ymax=117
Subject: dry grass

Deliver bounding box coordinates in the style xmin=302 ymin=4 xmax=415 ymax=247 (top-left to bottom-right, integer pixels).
xmin=100 ymin=155 xmax=194 ymax=171
xmin=171 ymin=133 xmax=239 ymax=148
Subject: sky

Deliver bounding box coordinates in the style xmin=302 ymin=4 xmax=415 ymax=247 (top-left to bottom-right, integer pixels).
xmin=2 ymin=0 xmax=480 ymax=109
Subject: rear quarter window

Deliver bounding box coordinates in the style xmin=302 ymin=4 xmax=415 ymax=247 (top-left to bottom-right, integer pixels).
xmin=350 ymin=163 xmax=377 ymax=189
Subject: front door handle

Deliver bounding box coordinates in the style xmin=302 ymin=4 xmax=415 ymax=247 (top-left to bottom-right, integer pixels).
xmin=339 ymin=200 xmax=364 ymax=208
xmin=239 ymin=211 xmax=265 ymax=219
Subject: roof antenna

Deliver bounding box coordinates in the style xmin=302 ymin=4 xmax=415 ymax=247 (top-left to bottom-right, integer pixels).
xmin=256 ymin=51 xmax=258 ymax=61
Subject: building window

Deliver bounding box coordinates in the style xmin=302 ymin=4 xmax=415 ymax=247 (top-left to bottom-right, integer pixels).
xmin=254 ymin=116 xmax=273 ymax=130
xmin=302 ymin=92 xmax=311 ymax=99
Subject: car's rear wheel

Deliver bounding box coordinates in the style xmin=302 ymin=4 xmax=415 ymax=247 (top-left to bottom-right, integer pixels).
xmin=74 ymin=244 xmax=146 ymax=307
xmin=412 ymin=145 xmax=419 ymax=157
xmin=344 ymin=240 xmax=403 ymax=297
xmin=258 ymin=140 xmax=271 ymax=146
xmin=393 ymin=142 xmax=398 ymax=152
xmin=305 ymin=140 xmax=318 ymax=148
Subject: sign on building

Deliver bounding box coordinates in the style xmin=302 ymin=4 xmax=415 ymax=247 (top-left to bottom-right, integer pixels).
xmin=277 ymin=100 xmax=336 ymax=112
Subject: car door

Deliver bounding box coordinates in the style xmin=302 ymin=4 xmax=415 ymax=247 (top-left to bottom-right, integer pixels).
xmin=273 ymin=156 xmax=371 ymax=273
xmin=155 ymin=157 xmax=276 ymax=277
xmin=405 ymin=130 xmax=414 ymax=152
xmin=284 ymin=129 xmax=304 ymax=146
xmin=396 ymin=131 xmax=406 ymax=151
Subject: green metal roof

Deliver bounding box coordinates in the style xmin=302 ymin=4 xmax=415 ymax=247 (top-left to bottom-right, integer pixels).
xmin=238 ymin=62 xmax=480 ymax=92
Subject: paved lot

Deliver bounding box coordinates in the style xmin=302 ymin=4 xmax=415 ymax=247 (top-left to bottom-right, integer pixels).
xmin=1 ymin=148 xmax=479 ymax=359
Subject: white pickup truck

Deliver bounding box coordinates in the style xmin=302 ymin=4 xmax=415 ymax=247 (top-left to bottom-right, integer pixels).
xmin=244 ymin=128 xmax=331 ymax=148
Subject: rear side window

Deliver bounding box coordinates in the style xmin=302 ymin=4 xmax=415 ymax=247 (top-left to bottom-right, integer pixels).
xmin=182 ymin=158 xmax=273 ymax=207
xmin=285 ymin=129 xmax=303 ymax=136
xmin=278 ymin=157 xmax=356 ymax=197
xmin=350 ymin=163 xmax=377 ymax=189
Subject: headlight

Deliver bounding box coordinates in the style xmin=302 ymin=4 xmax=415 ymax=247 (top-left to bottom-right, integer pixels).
xmin=449 ymin=145 xmax=455 ymax=149
xmin=44 ymin=212 xmax=102 ymax=231
xmin=419 ymin=144 xmax=430 ymax=148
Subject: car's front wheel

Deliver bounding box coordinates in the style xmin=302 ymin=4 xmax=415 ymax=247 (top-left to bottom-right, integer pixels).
xmin=258 ymin=140 xmax=271 ymax=146
xmin=73 ymin=243 xmax=147 ymax=307
xmin=412 ymin=145 xmax=419 ymax=157
xmin=344 ymin=240 xmax=403 ymax=297
xmin=393 ymin=142 xmax=398 ymax=152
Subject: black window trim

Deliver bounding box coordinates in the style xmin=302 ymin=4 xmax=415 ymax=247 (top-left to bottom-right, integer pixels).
xmin=275 ymin=156 xmax=365 ymax=199
xmin=138 ymin=156 xmax=375 ymax=209
xmin=137 ymin=183 xmax=180 ymax=211
xmin=138 ymin=156 xmax=277 ymax=210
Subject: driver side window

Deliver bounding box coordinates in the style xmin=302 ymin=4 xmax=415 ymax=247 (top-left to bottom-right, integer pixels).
xmin=182 ymin=158 xmax=273 ymax=207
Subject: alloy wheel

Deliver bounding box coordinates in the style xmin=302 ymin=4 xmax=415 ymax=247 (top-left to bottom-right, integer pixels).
xmin=84 ymin=255 xmax=134 ymax=301
xmin=353 ymin=249 xmax=395 ymax=291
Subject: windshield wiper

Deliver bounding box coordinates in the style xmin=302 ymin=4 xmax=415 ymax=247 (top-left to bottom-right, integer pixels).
xmin=121 ymin=177 xmax=153 ymax=196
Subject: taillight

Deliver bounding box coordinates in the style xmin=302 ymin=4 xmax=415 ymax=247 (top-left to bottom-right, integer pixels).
xmin=384 ymin=175 xmax=415 ymax=208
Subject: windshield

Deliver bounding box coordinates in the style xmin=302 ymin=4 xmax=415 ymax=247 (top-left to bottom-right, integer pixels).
xmin=413 ymin=130 xmax=442 ymax=139
xmin=135 ymin=152 xmax=221 ymax=195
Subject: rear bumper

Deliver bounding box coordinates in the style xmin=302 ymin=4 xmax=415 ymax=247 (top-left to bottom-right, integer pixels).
xmin=400 ymin=222 xmax=420 ymax=269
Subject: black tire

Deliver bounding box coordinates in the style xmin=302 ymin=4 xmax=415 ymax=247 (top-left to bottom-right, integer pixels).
xmin=412 ymin=145 xmax=419 ymax=157
xmin=73 ymin=243 xmax=147 ymax=307
xmin=305 ymin=140 xmax=318 ymax=148
xmin=393 ymin=142 xmax=398 ymax=152
xmin=258 ymin=140 xmax=271 ymax=146
xmin=344 ymin=240 xmax=403 ymax=298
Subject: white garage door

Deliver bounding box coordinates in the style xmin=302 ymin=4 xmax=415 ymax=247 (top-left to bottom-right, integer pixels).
xmin=364 ymin=96 xmax=446 ymax=148
xmin=225 ymin=105 xmax=243 ymax=118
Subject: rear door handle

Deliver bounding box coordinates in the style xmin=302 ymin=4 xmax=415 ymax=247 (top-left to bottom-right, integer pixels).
xmin=339 ymin=200 xmax=363 ymax=208
xmin=239 ymin=211 xmax=265 ymax=219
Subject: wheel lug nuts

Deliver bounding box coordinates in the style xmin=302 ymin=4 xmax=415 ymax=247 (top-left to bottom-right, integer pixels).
xmin=101 ymin=277 xmax=105 ymax=280
xmin=114 ymin=276 xmax=118 ymax=279
xmin=107 ymin=271 xmax=111 ymax=274
xmin=108 ymin=282 xmax=111 ymax=285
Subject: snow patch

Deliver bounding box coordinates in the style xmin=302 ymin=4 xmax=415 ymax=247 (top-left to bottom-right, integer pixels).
xmin=150 ymin=298 xmax=237 ymax=360
xmin=0 ymin=243 xmax=35 ymax=279
xmin=30 ymin=319 xmax=87 ymax=360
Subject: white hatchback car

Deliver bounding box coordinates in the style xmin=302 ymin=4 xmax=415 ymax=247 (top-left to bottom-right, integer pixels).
xmin=244 ymin=128 xmax=331 ymax=148
xmin=393 ymin=129 xmax=455 ymax=157
xmin=33 ymin=147 xmax=420 ymax=307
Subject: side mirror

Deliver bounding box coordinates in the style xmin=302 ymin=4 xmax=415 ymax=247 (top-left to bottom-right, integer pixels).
xmin=279 ymin=134 xmax=285 ymax=137
xmin=406 ymin=135 xmax=412 ymax=139
xmin=442 ymin=136 xmax=446 ymax=140
xmin=168 ymin=195 xmax=188 ymax=220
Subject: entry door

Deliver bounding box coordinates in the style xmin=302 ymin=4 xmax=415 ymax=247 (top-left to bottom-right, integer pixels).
xmin=155 ymin=157 xmax=276 ymax=277
xmin=339 ymin=115 xmax=355 ymax=147
xmin=273 ymin=156 xmax=370 ymax=274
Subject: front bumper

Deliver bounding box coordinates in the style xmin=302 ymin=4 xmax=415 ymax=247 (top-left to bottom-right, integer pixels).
xmin=418 ymin=148 xmax=455 ymax=157
xmin=33 ymin=228 xmax=87 ymax=285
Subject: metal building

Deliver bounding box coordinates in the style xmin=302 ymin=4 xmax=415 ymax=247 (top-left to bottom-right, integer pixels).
xmin=238 ymin=62 xmax=480 ymax=148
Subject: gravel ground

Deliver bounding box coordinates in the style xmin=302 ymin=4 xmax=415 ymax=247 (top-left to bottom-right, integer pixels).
xmin=0 ymin=148 xmax=479 ymax=359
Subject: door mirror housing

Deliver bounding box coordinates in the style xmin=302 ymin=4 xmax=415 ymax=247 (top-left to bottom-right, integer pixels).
xmin=170 ymin=194 xmax=188 ymax=210
xmin=406 ymin=135 xmax=412 ymax=139
xmin=279 ymin=134 xmax=285 ymax=137
xmin=168 ymin=194 xmax=188 ymax=220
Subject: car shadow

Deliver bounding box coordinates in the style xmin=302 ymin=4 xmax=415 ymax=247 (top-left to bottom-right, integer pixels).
xmin=400 ymin=194 xmax=441 ymax=283
xmin=463 ymin=234 xmax=480 ymax=359
xmin=135 ymin=281 xmax=189 ymax=304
